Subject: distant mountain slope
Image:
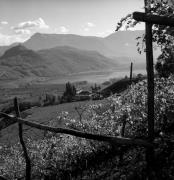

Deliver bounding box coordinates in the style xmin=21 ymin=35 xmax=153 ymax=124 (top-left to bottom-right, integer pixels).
xmin=24 ymin=33 xmax=113 ymax=57
xmin=22 ymin=31 xmax=145 ymax=58
xmin=38 ymin=46 xmax=117 ymax=74
xmin=0 ymin=45 xmax=118 ymax=80
xmin=104 ymin=30 xmax=144 ymax=57
xmin=0 ymin=45 xmax=55 ymax=79
xmin=0 ymin=43 xmax=19 ymax=56
xmin=0 ymin=30 xmax=160 ymax=62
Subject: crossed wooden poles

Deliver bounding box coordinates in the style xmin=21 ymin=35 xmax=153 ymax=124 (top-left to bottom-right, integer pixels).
xmin=133 ymin=11 xmax=174 ymax=179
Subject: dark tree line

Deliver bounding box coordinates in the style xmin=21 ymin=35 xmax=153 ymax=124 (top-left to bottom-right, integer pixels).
xmin=62 ymin=82 xmax=76 ymax=102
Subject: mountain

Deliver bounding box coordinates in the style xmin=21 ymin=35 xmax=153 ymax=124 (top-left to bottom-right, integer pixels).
xmin=0 ymin=45 xmax=118 ymax=80
xmin=23 ymin=31 xmax=146 ymax=58
xmin=23 ymin=30 xmax=161 ymax=63
xmin=104 ymin=30 xmax=144 ymax=57
xmin=24 ymin=33 xmax=114 ymax=57
xmin=0 ymin=45 xmax=55 ymax=79
xmin=0 ymin=30 xmax=158 ymax=84
xmin=0 ymin=30 xmax=160 ymax=62
xmin=0 ymin=42 xmax=19 ymax=56
xmin=38 ymin=46 xmax=117 ymax=74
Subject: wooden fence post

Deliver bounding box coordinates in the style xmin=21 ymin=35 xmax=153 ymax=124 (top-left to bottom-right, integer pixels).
xmin=119 ymin=114 xmax=127 ymax=165
xmin=144 ymin=1 xmax=155 ymax=179
xmin=14 ymin=97 xmax=31 ymax=180
xmin=130 ymin=62 xmax=133 ymax=84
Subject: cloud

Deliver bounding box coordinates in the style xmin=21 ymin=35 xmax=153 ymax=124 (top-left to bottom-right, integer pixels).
xmin=84 ymin=27 xmax=89 ymax=32
xmin=1 ymin=21 xmax=8 ymax=25
xmin=59 ymin=26 xmax=69 ymax=33
xmin=0 ymin=33 xmax=29 ymax=45
xmin=86 ymin=22 xmax=95 ymax=27
xmin=82 ymin=22 xmax=95 ymax=32
xmin=14 ymin=29 xmax=31 ymax=35
xmin=12 ymin=18 xmax=49 ymax=31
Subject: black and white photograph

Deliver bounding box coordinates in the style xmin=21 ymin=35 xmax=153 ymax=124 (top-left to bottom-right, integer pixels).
xmin=0 ymin=0 xmax=174 ymax=179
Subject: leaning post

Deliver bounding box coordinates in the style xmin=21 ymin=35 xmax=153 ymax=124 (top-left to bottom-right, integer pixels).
xmin=14 ymin=97 xmax=31 ymax=180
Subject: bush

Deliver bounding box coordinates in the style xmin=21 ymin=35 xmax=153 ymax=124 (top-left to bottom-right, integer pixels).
xmin=1 ymin=76 xmax=174 ymax=179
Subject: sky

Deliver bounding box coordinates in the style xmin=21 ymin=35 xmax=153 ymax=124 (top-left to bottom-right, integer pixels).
xmin=0 ymin=0 xmax=144 ymax=45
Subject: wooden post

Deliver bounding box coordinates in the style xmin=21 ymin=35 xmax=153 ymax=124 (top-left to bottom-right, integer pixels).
xmin=130 ymin=62 xmax=133 ymax=84
xmin=0 ymin=112 xmax=153 ymax=147
xmin=144 ymin=1 xmax=155 ymax=179
xmin=145 ymin=23 xmax=155 ymax=142
xmin=14 ymin=98 xmax=31 ymax=180
xmin=119 ymin=114 xmax=127 ymax=165
xmin=132 ymin=4 xmax=174 ymax=178
xmin=133 ymin=11 xmax=174 ymax=27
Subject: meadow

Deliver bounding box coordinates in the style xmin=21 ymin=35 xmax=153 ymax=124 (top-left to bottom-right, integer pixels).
xmin=0 ymin=92 xmax=105 ymax=146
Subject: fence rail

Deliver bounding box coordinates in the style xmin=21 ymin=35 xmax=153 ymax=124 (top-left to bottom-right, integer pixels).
xmin=0 ymin=112 xmax=152 ymax=147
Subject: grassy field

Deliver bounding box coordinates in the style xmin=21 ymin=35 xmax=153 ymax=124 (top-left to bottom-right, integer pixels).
xmin=0 ymin=99 xmax=105 ymax=146
xmin=0 ymin=83 xmax=66 ymax=106
xmin=0 ymin=78 xmax=107 ymax=147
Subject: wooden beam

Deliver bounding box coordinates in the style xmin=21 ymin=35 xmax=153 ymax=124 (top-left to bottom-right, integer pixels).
xmin=145 ymin=22 xmax=155 ymax=142
xmin=145 ymin=19 xmax=155 ymax=179
xmin=0 ymin=101 xmax=40 ymax=130
xmin=143 ymin=1 xmax=155 ymax=178
xmin=14 ymin=98 xmax=31 ymax=180
xmin=133 ymin=12 xmax=174 ymax=27
xmin=0 ymin=112 xmax=153 ymax=147
xmin=130 ymin=62 xmax=133 ymax=84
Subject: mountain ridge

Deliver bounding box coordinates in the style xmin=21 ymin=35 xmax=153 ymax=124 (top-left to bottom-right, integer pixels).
xmin=0 ymin=30 xmax=152 ymax=86
xmin=0 ymin=45 xmax=119 ymax=80
xmin=0 ymin=30 xmax=146 ymax=59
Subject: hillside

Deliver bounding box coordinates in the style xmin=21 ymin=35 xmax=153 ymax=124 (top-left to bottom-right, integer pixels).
xmin=22 ymin=30 xmax=161 ymax=65
xmin=24 ymin=33 xmax=113 ymax=57
xmin=0 ymin=31 xmax=152 ymax=86
xmin=23 ymin=31 xmax=145 ymax=58
xmin=0 ymin=45 xmax=55 ymax=80
xmin=38 ymin=46 xmax=117 ymax=74
xmin=1 ymin=76 xmax=174 ymax=179
xmin=0 ymin=45 xmax=118 ymax=80
xmin=0 ymin=30 xmax=148 ymax=59
xmin=0 ymin=30 xmax=161 ymax=70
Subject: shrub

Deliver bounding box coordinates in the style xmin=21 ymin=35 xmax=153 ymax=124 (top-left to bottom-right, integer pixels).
xmin=1 ymin=76 xmax=174 ymax=179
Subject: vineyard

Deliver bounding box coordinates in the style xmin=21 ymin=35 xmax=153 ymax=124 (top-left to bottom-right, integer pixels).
xmin=0 ymin=76 xmax=174 ymax=179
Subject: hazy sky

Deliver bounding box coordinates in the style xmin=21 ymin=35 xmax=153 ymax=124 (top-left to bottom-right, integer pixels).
xmin=0 ymin=0 xmax=144 ymax=45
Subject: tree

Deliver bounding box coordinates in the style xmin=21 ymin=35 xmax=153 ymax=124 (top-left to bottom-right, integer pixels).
xmin=91 ymin=83 xmax=101 ymax=93
xmin=62 ymin=82 xmax=76 ymax=102
xmin=116 ymin=0 xmax=174 ymax=77
xmin=155 ymin=48 xmax=174 ymax=77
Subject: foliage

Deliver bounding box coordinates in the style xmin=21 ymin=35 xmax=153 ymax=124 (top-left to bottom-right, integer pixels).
xmin=101 ymin=76 xmax=144 ymax=97
xmin=91 ymin=83 xmax=101 ymax=93
xmin=39 ymin=93 xmax=61 ymax=106
xmin=62 ymin=82 xmax=76 ymax=102
xmin=116 ymin=0 xmax=174 ymax=77
xmin=1 ymin=76 xmax=174 ymax=179
xmin=155 ymin=48 xmax=174 ymax=77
